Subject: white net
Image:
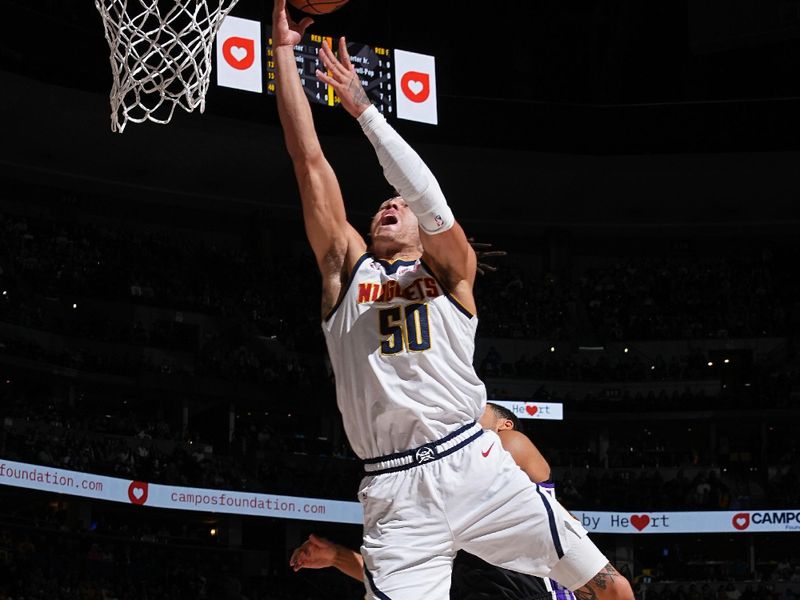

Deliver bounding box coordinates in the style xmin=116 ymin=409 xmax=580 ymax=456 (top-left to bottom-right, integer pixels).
xmin=95 ymin=0 xmax=241 ymax=133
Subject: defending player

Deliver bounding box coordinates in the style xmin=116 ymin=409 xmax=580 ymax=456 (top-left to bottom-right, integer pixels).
xmin=272 ymin=1 xmax=633 ymax=598
xmin=290 ymin=403 xmax=577 ymax=600
xmin=452 ymin=403 xmax=576 ymax=600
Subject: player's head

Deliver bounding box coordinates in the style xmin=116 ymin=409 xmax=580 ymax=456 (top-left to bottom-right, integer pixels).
xmin=479 ymin=402 xmax=521 ymax=432
xmin=369 ymin=196 xmax=423 ymax=257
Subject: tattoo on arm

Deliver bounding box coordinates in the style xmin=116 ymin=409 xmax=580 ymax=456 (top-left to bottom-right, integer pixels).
xmin=574 ymin=563 xmax=620 ymax=600
xmin=347 ymin=76 xmax=371 ymax=108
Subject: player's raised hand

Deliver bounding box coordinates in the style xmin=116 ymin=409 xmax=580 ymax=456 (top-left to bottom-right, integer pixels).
xmin=289 ymin=534 xmax=337 ymax=571
xmin=272 ymin=0 xmax=313 ymax=48
xmin=315 ymin=37 xmax=372 ymax=118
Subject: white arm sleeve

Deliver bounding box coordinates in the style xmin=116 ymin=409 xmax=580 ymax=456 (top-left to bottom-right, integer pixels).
xmin=357 ymin=105 xmax=454 ymax=234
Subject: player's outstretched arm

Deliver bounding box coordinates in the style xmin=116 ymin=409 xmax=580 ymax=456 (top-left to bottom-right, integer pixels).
xmin=272 ymin=1 xmax=366 ymax=316
xmin=289 ymin=534 xmax=365 ymax=582
xmin=316 ymin=38 xmax=477 ymax=313
xmin=497 ymin=429 xmax=551 ymax=483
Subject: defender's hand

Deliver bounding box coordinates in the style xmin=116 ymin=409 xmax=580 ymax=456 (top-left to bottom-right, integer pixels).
xmin=315 ymin=37 xmax=372 ymax=118
xmin=289 ymin=534 xmax=338 ymax=571
xmin=468 ymin=238 xmax=507 ymax=276
xmin=272 ymin=0 xmax=314 ymax=49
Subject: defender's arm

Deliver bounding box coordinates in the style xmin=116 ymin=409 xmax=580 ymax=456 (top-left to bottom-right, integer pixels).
xmin=498 ymin=429 xmax=552 ymax=483
xmin=290 ymin=534 xmax=365 ymax=582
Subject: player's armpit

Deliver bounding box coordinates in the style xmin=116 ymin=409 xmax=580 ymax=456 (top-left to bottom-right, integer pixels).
xmin=293 ymin=159 xmax=367 ymax=314
xmin=319 ymin=227 xmax=369 ymax=318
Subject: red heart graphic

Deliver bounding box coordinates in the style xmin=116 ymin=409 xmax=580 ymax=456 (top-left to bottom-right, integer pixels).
xmin=400 ymin=71 xmax=430 ymax=103
xmin=222 ymin=36 xmax=255 ymax=70
xmin=525 ymin=405 xmax=539 ymax=416
xmin=128 ymin=481 xmax=149 ymax=505
xmin=630 ymin=514 xmax=650 ymax=531
xmin=732 ymin=512 xmax=750 ymax=530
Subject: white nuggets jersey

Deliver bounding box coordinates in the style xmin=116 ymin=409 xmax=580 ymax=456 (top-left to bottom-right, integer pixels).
xmin=322 ymin=253 xmax=487 ymax=459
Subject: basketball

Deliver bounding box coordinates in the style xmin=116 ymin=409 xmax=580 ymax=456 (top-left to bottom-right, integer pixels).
xmin=288 ymin=0 xmax=349 ymax=15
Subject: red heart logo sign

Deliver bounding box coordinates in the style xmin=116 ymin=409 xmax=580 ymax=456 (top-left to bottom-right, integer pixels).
xmin=732 ymin=513 xmax=750 ymax=530
xmin=223 ymin=36 xmax=255 ymax=70
xmin=128 ymin=481 xmax=149 ymax=505
xmin=400 ymin=71 xmax=430 ymax=103
xmin=525 ymin=404 xmax=539 ymax=416
xmin=630 ymin=514 xmax=650 ymax=531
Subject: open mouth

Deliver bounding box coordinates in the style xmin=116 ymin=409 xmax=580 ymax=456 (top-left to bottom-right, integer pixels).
xmin=380 ymin=214 xmax=398 ymax=226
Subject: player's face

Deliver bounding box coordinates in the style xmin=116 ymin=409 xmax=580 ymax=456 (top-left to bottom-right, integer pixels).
xmin=370 ymin=197 xmax=420 ymax=250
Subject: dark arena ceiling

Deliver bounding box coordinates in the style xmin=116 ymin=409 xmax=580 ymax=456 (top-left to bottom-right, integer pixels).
xmin=2 ymin=0 xmax=800 ymax=229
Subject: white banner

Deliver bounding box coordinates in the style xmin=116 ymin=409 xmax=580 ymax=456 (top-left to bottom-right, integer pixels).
xmin=2 ymin=459 xmax=798 ymax=533
xmin=0 ymin=459 xmax=360 ymax=524
xmin=216 ymin=16 xmax=263 ymax=93
xmin=573 ymin=510 xmax=800 ymax=534
xmin=393 ymin=49 xmax=437 ymax=125
xmin=492 ymin=400 xmax=564 ymax=421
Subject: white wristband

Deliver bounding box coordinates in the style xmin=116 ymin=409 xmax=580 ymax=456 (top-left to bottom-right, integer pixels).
xmin=358 ymin=105 xmax=454 ymax=234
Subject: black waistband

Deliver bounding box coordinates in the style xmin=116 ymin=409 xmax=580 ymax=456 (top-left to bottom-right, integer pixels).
xmin=362 ymin=421 xmax=483 ymax=476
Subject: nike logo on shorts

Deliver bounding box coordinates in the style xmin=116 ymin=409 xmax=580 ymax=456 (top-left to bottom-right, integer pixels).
xmin=481 ymin=442 xmax=495 ymax=457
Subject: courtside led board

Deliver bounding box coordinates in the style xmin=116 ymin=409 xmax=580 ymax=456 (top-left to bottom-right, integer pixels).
xmin=3 ymin=458 xmax=799 ymax=534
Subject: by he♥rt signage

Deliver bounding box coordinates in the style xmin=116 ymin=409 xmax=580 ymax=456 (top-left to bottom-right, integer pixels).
xmin=572 ymin=510 xmax=800 ymax=534
xmin=492 ymin=400 xmax=564 ymax=421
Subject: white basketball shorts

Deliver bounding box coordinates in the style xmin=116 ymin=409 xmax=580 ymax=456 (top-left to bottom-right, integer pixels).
xmin=358 ymin=426 xmax=608 ymax=600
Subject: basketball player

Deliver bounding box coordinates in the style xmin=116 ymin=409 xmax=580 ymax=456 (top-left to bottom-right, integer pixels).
xmin=291 ymin=403 xmax=578 ymax=600
xmin=290 ymin=403 xmax=576 ymax=600
xmin=272 ymin=1 xmax=633 ymax=598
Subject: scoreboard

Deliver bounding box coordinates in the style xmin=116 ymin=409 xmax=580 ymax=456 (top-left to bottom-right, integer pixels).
xmin=216 ymin=17 xmax=437 ymax=124
xmin=265 ymin=26 xmax=394 ymax=116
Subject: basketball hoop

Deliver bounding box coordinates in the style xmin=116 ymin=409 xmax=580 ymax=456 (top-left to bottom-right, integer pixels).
xmin=94 ymin=0 xmax=241 ymax=133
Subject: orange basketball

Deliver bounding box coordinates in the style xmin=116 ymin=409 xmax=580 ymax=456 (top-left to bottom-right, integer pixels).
xmin=287 ymin=0 xmax=349 ymax=14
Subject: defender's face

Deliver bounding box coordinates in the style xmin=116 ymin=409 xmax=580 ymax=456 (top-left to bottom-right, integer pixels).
xmin=479 ymin=407 xmax=516 ymax=432
xmin=478 ymin=407 xmax=497 ymax=431
xmin=370 ymin=197 xmax=420 ymax=246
